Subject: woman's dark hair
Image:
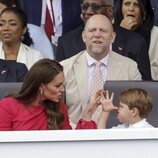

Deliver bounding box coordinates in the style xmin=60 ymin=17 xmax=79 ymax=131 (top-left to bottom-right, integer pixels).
xmin=8 ymin=59 xmax=64 ymax=130
xmin=0 ymin=0 xmax=20 ymax=8
xmin=0 ymin=7 xmax=33 ymax=46
xmin=114 ymin=0 xmax=154 ymax=45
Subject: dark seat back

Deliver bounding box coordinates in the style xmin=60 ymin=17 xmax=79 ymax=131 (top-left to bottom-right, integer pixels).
xmin=0 ymin=82 xmax=22 ymax=98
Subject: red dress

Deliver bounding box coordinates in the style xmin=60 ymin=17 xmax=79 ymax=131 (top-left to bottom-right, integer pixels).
xmin=0 ymin=97 xmax=96 ymax=130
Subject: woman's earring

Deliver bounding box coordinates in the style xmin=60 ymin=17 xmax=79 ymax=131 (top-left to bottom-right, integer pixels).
xmin=143 ymin=16 xmax=146 ymax=21
xmin=40 ymin=89 xmax=43 ymax=95
xmin=143 ymin=12 xmax=147 ymax=21
xmin=21 ymin=35 xmax=24 ymax=41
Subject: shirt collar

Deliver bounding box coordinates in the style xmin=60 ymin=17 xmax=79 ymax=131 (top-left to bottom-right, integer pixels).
xmin=86 ymin=51 xmax=109 ymax=67
xmin=128 ymin=119 xmax=147 ymax=128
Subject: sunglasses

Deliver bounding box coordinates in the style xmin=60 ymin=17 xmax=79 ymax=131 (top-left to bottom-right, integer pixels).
xmin=81 ymin=3 xmax=110 ymax=11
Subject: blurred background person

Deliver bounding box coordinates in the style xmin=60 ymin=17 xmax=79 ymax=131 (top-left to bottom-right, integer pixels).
xmin=114 ymin=0 xmax=154 ymax=48
xmin=0 ymin=0 xmax=54 ymax=59
xmin=20 ymin=0 xmax=83 ymax=47
xmin=0 ymin=7 xmax=44 ymax=70
xmin=27 ymin=23 xmax=54 ymax=59
xmin=150 ymin=0 xmax=158 ymax=26
xmin=148 ymin=0 xmax=158 ymax=80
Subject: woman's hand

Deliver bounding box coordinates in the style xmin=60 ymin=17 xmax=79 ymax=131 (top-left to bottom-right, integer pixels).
xmin=100 ymin=90 xmax=118 ymax=112
xmin=120 ymin=16 xmax=138 ymax=30
xmin=82 ymin=90 xmax=103 ymax=121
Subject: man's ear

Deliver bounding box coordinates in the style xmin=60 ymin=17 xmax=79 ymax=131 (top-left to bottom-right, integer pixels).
xmin=107 ymin=7 xmax=114 ymax=19
xmin=12 ymin=4 xmax=16 ymax=7
xmin=111 ymin=31 xmax=116 ymax=43
xmin=103 ymin=6 xmax=114 ymax=20
xmin=82 ymin=30 xmax=86 ymax=43
xmin=81 ymin=13 xmax=83 ymax=21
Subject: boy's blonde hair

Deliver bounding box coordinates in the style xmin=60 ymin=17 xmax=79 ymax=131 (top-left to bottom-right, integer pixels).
xmin=119 ymin=88 xmax=152 ymax=118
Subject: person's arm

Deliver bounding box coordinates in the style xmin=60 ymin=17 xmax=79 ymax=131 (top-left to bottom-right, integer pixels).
xmin=56 ymin=37 xmax=66 ymax=61
xmin=75 ymin=92 xmax=101 ymax=129
xmin=97 ymin=91 xmax=118 ymax=129
xmin=136 ymin=38 xmax=152 ymax=80
xmin=82 ymin=91 xmax=101 ymax=121
xmin=60 ymin=100 xmax=97 ymax=130
xmin=28 ymin=24 xmax=55 ymax=59
xmin=60 ymin=90 xmax=102 ymax=129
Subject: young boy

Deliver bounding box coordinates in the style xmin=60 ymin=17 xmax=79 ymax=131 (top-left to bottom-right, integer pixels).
xmin=97 ymin=88 xmax=154 ymax=129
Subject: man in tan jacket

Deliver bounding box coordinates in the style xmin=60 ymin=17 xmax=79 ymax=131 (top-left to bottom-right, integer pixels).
xmin=61 ymin=14 xmax=141 ymax=128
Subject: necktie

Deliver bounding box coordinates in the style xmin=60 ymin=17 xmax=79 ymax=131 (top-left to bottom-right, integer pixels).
xmin=45 ymin=0 xmax=54 ymax=40
xmin=89 ymin=62 xmax=104 ymax=122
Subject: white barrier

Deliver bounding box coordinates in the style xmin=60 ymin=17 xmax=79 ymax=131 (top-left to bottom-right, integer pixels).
xmin=0 ymin=128 xmax=158 ymax=158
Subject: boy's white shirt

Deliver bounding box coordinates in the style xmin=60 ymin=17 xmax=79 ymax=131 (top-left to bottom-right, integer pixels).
xmin=112 ymin=119 xmax=154 ymax=129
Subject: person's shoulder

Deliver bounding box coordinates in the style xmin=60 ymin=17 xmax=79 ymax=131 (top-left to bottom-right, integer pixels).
xmin=143 ymin=121 xmax=155 ymax=128
xmin=21 ymin=43 xmax=44 ymax=57
xmin=110 ymin=51 xmax=137 ymax=63
xmin=0 ymin=97 xmax=23 ymax=115
xmin=115 ymin=26 xmax=146 ymax=42
xmin=27 ymin=23 xmax=43 ymax=31
xmin=112 ymin=123 xmax=128 ymax=129
xmin=60 ymin=50 xmax=86 ymax=66
xmin=0 ymin=97 xmax=19 ymax=107
xmin=59 ymin=25 xmax=84 ymax=40
xmin=27 ymin=24 xmax=47 ymax=38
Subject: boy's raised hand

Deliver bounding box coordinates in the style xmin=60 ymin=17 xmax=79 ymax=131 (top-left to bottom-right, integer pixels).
xmin=100 ymin=90 xmax=118 ymax=112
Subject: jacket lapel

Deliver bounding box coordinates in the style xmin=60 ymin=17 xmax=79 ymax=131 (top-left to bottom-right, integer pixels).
xmin=73 ymin=52 xmax=89 ymax=111
xmin=16 ymin=43 xmax=27 ymax=66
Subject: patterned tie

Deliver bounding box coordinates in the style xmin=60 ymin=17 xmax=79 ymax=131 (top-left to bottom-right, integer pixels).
xmin=89 ymin=62 xmax=104 ymax=122
xmin=45 ymin=0 xmax=54 ymax=40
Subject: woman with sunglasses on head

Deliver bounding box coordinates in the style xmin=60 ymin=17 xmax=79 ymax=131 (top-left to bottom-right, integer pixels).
xmin=0 ymin=59 xmax=104 ymax=130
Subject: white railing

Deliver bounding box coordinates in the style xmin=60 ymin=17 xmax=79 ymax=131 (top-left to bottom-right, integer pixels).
xmin=0 ymin=128 xmax=158 ymax=158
